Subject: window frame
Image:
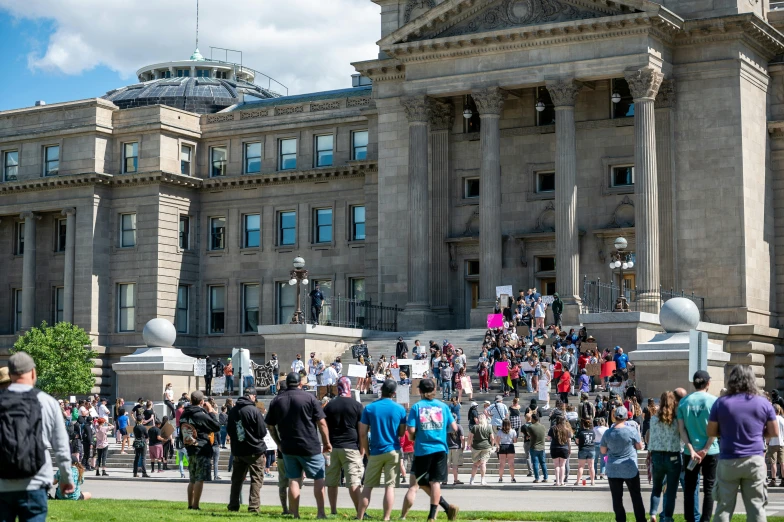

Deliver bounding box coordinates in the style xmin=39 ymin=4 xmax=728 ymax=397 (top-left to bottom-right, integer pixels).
xmin=3 ymin=150 xmax=18 ymax=181
xmin=117 ymin=283 xmax=136 ymax=333
xmin=279 ymin=138 xmax=297 ymax=171
xmin=352 ymin=130 xmax=368 ymax=161
xmin=463 ymin=177 xmax=480 ymax=199
xmin=119 ymin=213 xmax=137 ymax=248
xmin=210 ymin=146 xmax=228 ymax=178
xmin=243 ymin=213 xmax=261 ymax=249
xmin=123 ymin=141 xmax=139 ymax=174
xmin=610 ymin=165 xmax=635 ymax=188
xmin=15 ymin=221 xmax=25 ymax=256
xmin=277 ymin=280 xmax=297 ymax=324
xmin=179 ymin=215 xmax=191 ymax=250
xmin=526 ymin=162 xmax=556 ymax=201
xmin=278 ymin=210 xmax=297 ymax=247
xmin=209 ymin=216 xmax=226 ymax=251
xmin=244 ymin=141 xmax=263 ymax=174
xmin=313 ymin=207 xmax=333 ymax=245
xmin=13 ymin=289 xmax=22 ymax=332
xmin=208 ymin=285 xmax=226 ymax=335
xmin=55 ymin=218 xmax=67 ymax=252
xmin=175 ymin=285 xmax=189 ymax=334
xmin=242 ymin=283 xmax=260 ymax=333
xmin=350 ymin=205 xmax=366 ymax=242
xmin=601 ymin=157 xmax=636 ymax=195
xmin=180 ymin=144 xmax=193 ymax=176
xmin=53 ymin=286 xmax=64 ymax=324
xmin=536 ymin=171 xmax=556 ymax=194
xmin=43 ymin=144 xmax=60 ymax=177
xmin=314 ymin=134 xmax=334 ymax=168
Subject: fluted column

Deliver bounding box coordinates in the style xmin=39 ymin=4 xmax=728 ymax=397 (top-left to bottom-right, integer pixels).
xmin=546 ymin=79 xmax=582 ymax=321
xmin=472 ymin=87 xmax=507 ymax=307
xmin=401 ymin=96 xmax=431 ymax=310
xmin=429 ymin=101 xmax=454 ymax=321
xmin=655 ymin=80 xmax=677 ymax=292
xmin=20 ymin=211 xmax=38 ymax=330
xmin=626 ymin=67 xmax=664 ymax=303
xmin=62 ymin=208 xmax=76 ymax=324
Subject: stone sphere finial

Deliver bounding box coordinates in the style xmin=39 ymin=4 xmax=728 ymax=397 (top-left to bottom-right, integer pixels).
xmin=659 ymin=298 xmax=700 ymax=333
xmin=143 ymin=318 xmax=177 ymax=348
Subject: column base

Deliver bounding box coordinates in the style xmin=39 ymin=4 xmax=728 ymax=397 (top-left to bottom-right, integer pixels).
xmin=431 ymin=306 xmax=455 ymax=330
xmin=470 ymin=306 xmax=494 ymax=329
xmin=398 ymin=306 xmax=439 ymax=332
xmin=560 ymin=297 xmax=582 ymax=326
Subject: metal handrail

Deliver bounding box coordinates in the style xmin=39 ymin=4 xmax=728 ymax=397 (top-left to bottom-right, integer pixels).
xmin=208 ymin=47 xmax=288 ymax=95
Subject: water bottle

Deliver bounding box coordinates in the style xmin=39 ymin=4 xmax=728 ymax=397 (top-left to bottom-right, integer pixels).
xmin=687 ymin=457 xmax=698 ymax=471
xmin=582 ymin=478 xmax=586 ymax=486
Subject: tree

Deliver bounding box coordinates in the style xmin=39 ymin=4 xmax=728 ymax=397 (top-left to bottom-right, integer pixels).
xmin=12 ymin=322 xmax=96 ymax=397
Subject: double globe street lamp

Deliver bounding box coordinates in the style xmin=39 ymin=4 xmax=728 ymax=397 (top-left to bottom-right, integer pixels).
xmin=289 ymin=256 xmax=309 ymax=324
xmin=609 ymin=237 xmax=634 ymax=312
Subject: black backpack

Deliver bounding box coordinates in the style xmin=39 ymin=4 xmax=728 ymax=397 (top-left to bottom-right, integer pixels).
xmin=0 ymin=389 xmax=47 ymax=479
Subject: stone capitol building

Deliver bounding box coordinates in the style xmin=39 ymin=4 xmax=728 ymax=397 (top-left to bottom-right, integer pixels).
xmin=3 ymin=0 xmax=784 ymax=393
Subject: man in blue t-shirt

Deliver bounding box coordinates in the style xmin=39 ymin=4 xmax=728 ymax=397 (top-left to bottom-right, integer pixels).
xmin=357 ymin=380 xmax=407 ymax=521
xmin=401 ymin=379 xmax=460 ymax=522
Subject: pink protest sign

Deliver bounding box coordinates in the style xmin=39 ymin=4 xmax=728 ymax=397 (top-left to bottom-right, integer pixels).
xmin=494 ymin=361 xmax=509 ymax=377
xmin=487 ymin=314 xmax=504 ymax=329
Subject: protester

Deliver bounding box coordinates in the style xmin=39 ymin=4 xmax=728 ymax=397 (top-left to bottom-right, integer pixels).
xmin=446 ymin=420 xmax=465 ymax=486
xmin=226 ymin=387 xmax=267 ymax=513
xmin=164 ymin=383 xmax=176 ymax=417
xmin=468 ymin=413 xmax=494 ymax=486
xmin=496 ymin=419 xmax=517 ymax=483
xmin=527 ymin=412 xmax=548 ymax=483
xmin=574 ymin=418 xmax=595 ymax=486
xmin=323 ymin=376 xmax=364 ymax=515
xmin=601 ymin=406 xmax=646 ymax=522
xmin=148 ymin=420 xmax=165 ymax=473
xmin=0 ymin=352 xmax=74 ymax=519
xmin=547 ymin=416 xmax=572 ymax=486
xmin=709 ymin=365 xmax=778 ymax=522
xmin=132 ymin=414 xmax=150 ymax=478
xmin=53 ymin=457 xmax=91 ymax=501
xmin=179 ymin=391 xmax=221 ymax=510
xmin=396 ymin=337 xmax=409 ymax=359
xmin=93 ymin=418 xmax=110 ymax=477
xmin=265 ymin=372 xmax=331 ymax=520
xmin=769 ymin=404 xmax=784 ymax=487
xmin=224 ymin=358 xmax=235 ymax=395
xmin=489 ymin=395 xmax=508 ymax=431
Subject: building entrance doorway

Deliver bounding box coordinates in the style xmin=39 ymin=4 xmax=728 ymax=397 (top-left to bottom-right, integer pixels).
xmin=465 ymin=281 xmax=479 ymax=328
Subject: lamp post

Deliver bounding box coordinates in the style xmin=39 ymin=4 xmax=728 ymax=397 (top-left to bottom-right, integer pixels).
xmin=289 ymin=256 xmax=309 ymax=324
xmin=609 ymin=237 xmax=634 ymax=312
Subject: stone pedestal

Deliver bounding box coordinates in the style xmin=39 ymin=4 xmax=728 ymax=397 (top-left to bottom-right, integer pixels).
xmin=579 ymin=311 xmax=663 ymax=353
xmin=398 ymin=308 xmax=439 ymax=332
xmin=257 ymin=324 xmax=362 ymax=369
xmin=469 ymin=307 xmax=492 ymax=329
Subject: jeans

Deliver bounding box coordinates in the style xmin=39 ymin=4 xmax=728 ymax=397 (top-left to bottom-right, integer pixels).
xmin=554 ymin=312 xmax=562 ymax=328
xmin=432 ymin=368 xmax=440 ymax=386
xmin=311 ymin=305 xmax=322 ymax=324
xmin=510 ymin=378 xmax=519 ymax=398
xmin=164 ymin=399 xmax=176 ymax=417
xmin=243 ymin=375 xmax=254 ymax=389
xmin=441 ymin=380 xmax=452 ymax=400
xmin=212 ymin=445 xmax=221 ymax=479
xmin=712 ymin=455 xmax=768 ymax=522
xmin=205 ymin=377 xmax=212 ymax=395
xmin=228 ymin=453 xmax=265 ymax=512
xmin=265 ymin=450 xmax=276 ymax=469
xmin=683 ymin=453 xmax=718 ymax=522
xmin=530 ymin=449 xmax=548 ymax=481
xmin=271 ymin=373 xmax=279 ymax=395
xmin=134 ymin=447 xmax=147 ymax=475
xmin=178 ymin=448 xmax=188 ymax=475
xmin=220 ymin=425 xmax=228 ymax=446
xmin=0 ymin=489 xmax=48 ymax=522
xmin=650 ymin=451 xmax=682 ymax=522
xmin=594 ymin=452 xmax=606 ymax=475
xmin=226 ymin=375 xmax=234 ymax=394
xmin=525 ymin=374 xmax=534 ymax=393
xmin=608 ymin=474 xmax=647 ymax=522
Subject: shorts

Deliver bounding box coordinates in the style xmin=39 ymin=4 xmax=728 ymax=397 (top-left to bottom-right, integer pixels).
xmin=578 ymin=448 xmax=595 ymax=460
xmin=326 ymin=448 xmax=364 ymax=487
xmin=471 ymin=448 xmax=493 ymax=464
xmin=277 ymin=454 xmax=303 ymax=488
xmin=188 ymin=454 xmax=212 ymax=484
xmin=768 ymin=445 xmax=784 ymax=465
xmin=413 ymin=451 xmax=448 ymax=486
xmin=550 ymin=448 xmax=570 ymax=460
xmin=283 ymin=453 xmax=325 ymax=481
xmin=117 ymin=428 xmax=127 ymax=436
xmin=149 ymin=445 xmax=164 ymax=460
xmin=498 ymin=444 xmax=515 ymax=455
xmin=364 ymin=451 xmax=400 ymax=488
xmin=402 ymin=452 xmax=414 ymax=473
xmin=448 ymin=448 xmax=464 ymax=467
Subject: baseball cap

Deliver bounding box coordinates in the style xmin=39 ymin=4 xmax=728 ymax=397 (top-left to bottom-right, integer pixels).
xmin=418 ymin=378 xmax=435 ymax=394
xmin=613 ymin=406 xmax=628 ymax=420
xmin=0 ymin=367 xmax=9 ymax=385
xmin=244 ymin=387 xmax=258 ymax=397
xmin=614 ymin=346 xmax=621 ymax=351
xmin=495 ymin=394 xmax=503 ymax=402
xmin=8 ymin=352 xmax=35 ymax=375
xmin=286 ymin=372 xmax=301 ymax=386
xmin=471 ymin=401 xmax=478 ymax=406
xmin=693 ymin=370 xmax=711 ymax=387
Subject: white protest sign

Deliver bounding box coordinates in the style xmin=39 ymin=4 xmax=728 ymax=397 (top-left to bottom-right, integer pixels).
xmin=412 ymin=360 xmax=429 ymax=378
xmin=212 ymin=378 xmax=225 ymax=395
xmin=193 ymin=359 xmax=206 ymax=377
xmin=347 ymin=364 xmax=367 ymax=378
xmin=397 ymin=359 xmax=413 ymax=366
xmin=396 ymin=385 xmax=410 ymax=404
xmin=69 ymin=396 xmax=76 ymax=404
xmin=496 ymin=285 xmax=513 ymax=298
xmin=391 ymin=368 xmax=401 ymax=381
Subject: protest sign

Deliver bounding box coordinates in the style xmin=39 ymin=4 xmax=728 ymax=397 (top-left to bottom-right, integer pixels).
xmin=495 ymin=285 xmax=513 ymax=298
xmin=494 ymin=361 xmax=509 ymax=377
xmin=396 ymin=385 xmax=410 ymax=404
xmin=193 ymin=359 xmax=206 ymax=377
xmin=487 ymin=314 xmax=504 ymax=329
xmin=348 ymin=364 xmax=367 ymax=378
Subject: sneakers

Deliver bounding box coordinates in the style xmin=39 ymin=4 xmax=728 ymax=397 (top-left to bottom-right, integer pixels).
xmin=498 ymin=477 xmax=503 ymax=482
xmin=511 ymin=478 xmax=516 ymax=483
xmin=480 ymin=480 xmax=487 ymax=486
xmin=469 ymin=477 xmax=474 ymax=485
xmin=532 ymin=479 xmax=540 ymax=483
xmin=446 ymin=504 xmax=460 ymax=521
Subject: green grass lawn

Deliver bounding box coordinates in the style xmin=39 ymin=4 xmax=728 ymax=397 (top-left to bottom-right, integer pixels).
xmin=46 ymin=499 xmax=784 ymax=522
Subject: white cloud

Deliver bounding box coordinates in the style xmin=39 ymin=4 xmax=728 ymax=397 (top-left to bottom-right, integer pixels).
xmin=1 ymin=0 xmax=381 ymax=95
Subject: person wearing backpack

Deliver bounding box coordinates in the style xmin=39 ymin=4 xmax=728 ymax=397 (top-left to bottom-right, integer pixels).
xmin=0 ymin=352 xmax=74 ymax=521
xmin=226 ymin=387 xmax=268 ymax=513
xmin=178 ymin=391 xmax=220 ymax=511
xmin=132 ymin=414 xmax=150 ymax=478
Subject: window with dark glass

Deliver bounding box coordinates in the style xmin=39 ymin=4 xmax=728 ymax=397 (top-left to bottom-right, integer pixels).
xmin=53 ymin=287 xmax=64 ymax=324
xmin=4 ymin=151 xmax=18 ymax=181
xmin=15 ymin=222 xmax=24 ymax=255
xmin=177 ymin=69 xmax=190 ymax=77
xmin=14 ymin=289 xmax=22 ymax=331
xmin=243 ymin=284 xmax=260 ymax=332
xmin=118 ymin=283 xmax=135 ymax=332
xmin=315 ymin=135 xmax=334 ymax=167
xmin=536 ymin=86 xmax=556 ymax=126
xmin=466 ymin=260 xmax=480 ymax=276
xmin=211 ymin=147 xmax=227 ymax=177
xmin=538 ymin=257 xmax=556 ymax=272
xmin=352 ymin=131 xmax=368 ymax=160
xmin=209 ymin=286 xmax=225 ymax=334
xmin=279 ymin=211 xmax=296 ymax=246
xmin=464 ymin=177 xmax=480 ymax=199
xmin=244 ymin=214 xmax=260 ymax=248
xmin=611 ymin=166 xmax=634 ymax=187
xmin=314 ymin=208 xmax=333 ymax=244
xmin=120 ymin=214 xmax=136 ymax=248
xmin=611 ymin=78 xmax=634 ymax=119
xmin=176 ymin=285 xmax=188 ymax=333
xmin=179 ymin=215 xmax=190 ymax=250
xmin=180 ymin=145 xmax=192 ymax=175
xmin=277 ymin=282 xmax=296 ymax=324
xmin=245 ymin=142 xmax=262 ymax=174
xmin=196 ymin=69 xmax=209 ymax=78
xmin=536 ymin=171 xmax=555 ymax=193
xmin=210 ymin=217 xmax=225 ymax=250
xmin=56 ymin=218 xmax=67 ymax=252
xmin=123 ymin=142 xmax=138 ymax=173
xmin=44 ymin=145 xmax=59 ymax=176
xmin=351 ymin=206 xmax=366 ymax=241
xmin=280 ymin=139 xmax=297 ymax=170
xmin=463 ymin=95 xmax=481 ymax=133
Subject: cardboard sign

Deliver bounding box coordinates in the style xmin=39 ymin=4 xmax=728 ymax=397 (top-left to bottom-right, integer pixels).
xmin=161 ymin=422 xmax=175 ymax=440
xmin=212 ymin=378 xmax=225 ymax=395
xmin=496 ymin=285 xmax=513 ymax=298
xmin=517 ymin=326 xmax=530 ymax=338
xmin=521 ymin=362 xmax=535 ymax=372
xmin=348 ymin=364 xmax=367 ymax=378
xmin=396 ymin=385 xmax=410 ymax=404
xmin=412 ymin=361 xmax=429 ymax=378
xmin=601 ymin=361 xmax=616 ymax=379
xmin=581 ymin=342 xmax=598 ymax=354
xmin=494 ymin=361 xmax=509 ymax=377
xmin=586 ymin=363 xmax=602 ymax=377
xmin=391 ymin=368 xmax=401 ymax=381
xmin=487 ymin=314 xmax=504 ymax=329
xmin=193 ymin=359 xmax=206 ymax=377
xmin=397 ymin=359 xmax=413 ymax=366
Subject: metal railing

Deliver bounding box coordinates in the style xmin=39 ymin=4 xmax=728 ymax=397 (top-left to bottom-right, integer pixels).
xmin=582 ymin=277 xmax=706 ymax=320
xmin=311 ymin=296 xmax=402 ymax=332
xmin=772 ymin=1 xmax=784 ymax=9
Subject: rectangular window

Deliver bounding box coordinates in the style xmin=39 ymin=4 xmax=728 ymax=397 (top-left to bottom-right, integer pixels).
xmin=315 ymin=135 xmax=334 ymax=167
xmin=350 ymin=278 xmax=366 ymax=327
xmin=196 ymin=69 xmax=209 ymax=78
xmin=243 ymin=284 xmax=260 ymax=333
xmin=313 ymin=279 xmax=333 ymax=324
xmin=118 ymin=283 xmax=135 ymax=332
xmin=279 ymin=211 xmax=296 ymax=246
xmin=177 ymin=69 xmax=190 ymax=77
xmin=611 ymin=166 xmax=634 ymax=187
xmin=277 ymin=282 xmax=296 ymax=324
xmin=210 ymin=217 xmax=226 ymax=251
xmin=179 ymin=215 xmax=190 ymax=250
xmin=209 ymin=285 xmax=225 ymax=334
xmin=44 ymin=145 xmax=59 ymax=176
xmin=120 ymin=213 xmax=137 ymax=248
xmin=538 ymin=256 xmax=556 ymax=272
xmin=180 ymin=145 xmax=192 ymax=175
xmin=351 ymin=206 xmax=366 ymax=241
xmin=243 ymin=214 xmax=261 ymax=248
xmin=464 ymin=177 xmax=480 ymax=199
xmin=13 ymin=289 xmax=22 ymax=332
xmin=3 ymin=150 xmax=18 ymax=181
xmin=536 ymin=86 xmax=556 ymax=127
xmin=164 ymin=70 xmax=172 ymax=78
xmin=53 ymin=287 xmax=64 ymax=324
xmin=463 ymin=95 xmax=481 ymax=133
xmin=175 ymin=285 xmax=189 ymax=334
xmin=279 ymin=138 xmax=297 ymax=171
xmin=536 ymin=171 xmax=555 ymax=193
xmin=56 ymin=218 xmax=67 ymax=252
xmin=314 ymin=208 xmax=333 ymax=244
xmin=466 ymin=260 xmax=480 ymax=276
xmin=15 ymin=222 xmax=24 ymax=255
xmin=352 ymin=131 xmax=368 ymax=161
xmin=123 ymin=142 xmax=138 ymax=173
xmin=211 ymin=147 xmax=227 ymax=177
xmin=244 ymin=142 xmax=262 ymax=174
xmin=611 ymin=78 xmax=634 ymax=119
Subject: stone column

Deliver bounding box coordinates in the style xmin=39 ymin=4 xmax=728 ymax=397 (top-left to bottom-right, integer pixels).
xmin=20 ymin=211 xmax=38 ymax=330
xmin=429 ymin=101 xmax=454 ymax=327
xmin=655 ymin=80 xmax=677 ymax=292
xmin=625 ymin=67 xmax=664 ymax=304
xmin=400 ymin=96 xmax=433 ymax=328
xmin=63 ymin=208 xmax=76 ymax=324
xmin=546 ymin=79 xmax=582 ymax=324
xmin=472 ymin=87 xmax=507 ymax=314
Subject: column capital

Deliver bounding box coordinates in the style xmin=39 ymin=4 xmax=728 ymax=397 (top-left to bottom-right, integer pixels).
xmin=401 ymin=95 xmax=430 ymax=123
xmin=19 ymin=211 xmax=39 ymax=221
xmin=472 ymin=86 xmax=506 ymax=116
xmin=428 ymin=100 xmax=454 ymax=131
xmin=62 ymin=207 xmax=76 ymax=217
xmin=655 ymin=79 xmax=675 ymax=109
xmin=545 ymin=79 xmax=581 ymax=108
xmin=625 ymin=67 xmax=664 ymax=101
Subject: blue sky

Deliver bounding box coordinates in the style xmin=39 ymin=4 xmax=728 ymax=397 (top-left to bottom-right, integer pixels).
xmin=0 ymin=1 xmax=379 ymax=112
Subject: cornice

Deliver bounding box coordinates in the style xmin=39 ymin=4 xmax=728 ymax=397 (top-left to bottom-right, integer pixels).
xmin=451 ymin=116 xmax=633 ymax=141
xmin=678 ymin=14 xmax=784 ymax=60
xmin=200 ymin=161 xmax=377 ymax=190
xmin=0 ymin=172 xmax=114 ymax=194
xmin=0 ymin=124 xmax=115 ymax=144
xmin=352 ymin=58 xmax=406 ymax=83
xmin=768 ymin=121 xmax=784 ymax=139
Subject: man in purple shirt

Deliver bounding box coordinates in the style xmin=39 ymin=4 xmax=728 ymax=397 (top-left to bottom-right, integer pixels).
xmin=708 ymin=365 xmax=778 ymax=522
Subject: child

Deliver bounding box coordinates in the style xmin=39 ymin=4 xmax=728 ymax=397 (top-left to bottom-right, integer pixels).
xmin=94 ymin=418 xmax=110 ymax=477
xmin=54 ymin=457 xmax=91 ymax=500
